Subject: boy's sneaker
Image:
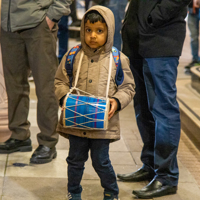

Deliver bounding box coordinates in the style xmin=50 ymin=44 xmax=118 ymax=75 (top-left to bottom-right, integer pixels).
xmin=67 ymin=192 xmax=82 ymax=200
xmin=184 ymin=60 xmax=200 ymax=74
xmin=103 ymin=192 xmax=119 ymax=200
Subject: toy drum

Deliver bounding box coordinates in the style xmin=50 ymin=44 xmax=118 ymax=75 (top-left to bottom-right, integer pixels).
xmin=63 ymin=94 xmax=109 ymax=130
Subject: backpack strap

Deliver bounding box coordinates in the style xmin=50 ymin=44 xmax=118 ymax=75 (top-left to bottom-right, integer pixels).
xmin=65 ymin=45 xmax=124 ymax=88
xmin=112 ymin=47 xmax=124 ymax=86
xmin=65 ymin=44 xmax=82 ymax=88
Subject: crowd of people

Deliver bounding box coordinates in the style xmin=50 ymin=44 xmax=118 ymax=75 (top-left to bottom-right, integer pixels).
xmin=0 ymin=0 xmax=194 ymax=199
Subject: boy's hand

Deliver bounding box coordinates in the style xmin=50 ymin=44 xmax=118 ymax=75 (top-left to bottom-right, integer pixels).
xmin=108 ymin=98 xmax=118 ymax=120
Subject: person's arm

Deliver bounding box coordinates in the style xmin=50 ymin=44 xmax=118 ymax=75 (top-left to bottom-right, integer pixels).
xmin=148 ymin=0 xmax=191 ymax=28
xmin=46 ymin=0 xmax=72 ymax=24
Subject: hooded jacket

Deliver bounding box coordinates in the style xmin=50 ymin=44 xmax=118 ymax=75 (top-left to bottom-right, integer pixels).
xmin=54 ymin=6 xmax=135 ymax=141
xmin=1 ymin=0 xmax=72 ymax=32
xmin=122 ymin=0 xmax=191 ymax=59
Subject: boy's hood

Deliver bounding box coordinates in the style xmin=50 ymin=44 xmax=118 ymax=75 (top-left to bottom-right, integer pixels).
xmin=80 ymin=5 xmax=115 ymax=56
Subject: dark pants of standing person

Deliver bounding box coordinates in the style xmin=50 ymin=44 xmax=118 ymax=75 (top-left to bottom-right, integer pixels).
xmin=58 ymin=16 xmax=69 ymax=63
xmin=1 ymin=19 xmax=59 ymax=148
xmin=67 ymin=135 xmax=119 ymax=195
xmin=130 ymin=57 xmax=181 ymax=186
xmin=85 ymin=0 xmax=91 ymax=11
xmin=70 ymin=0 xmax=78 ymax=23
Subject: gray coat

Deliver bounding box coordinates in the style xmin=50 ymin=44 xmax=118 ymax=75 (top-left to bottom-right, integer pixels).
xmin=1 ymin=0 xmax=72 ymax=32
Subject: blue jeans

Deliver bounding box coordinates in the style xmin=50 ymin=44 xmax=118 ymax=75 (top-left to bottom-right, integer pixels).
xmin=67 ymin=135 xmax=119 ymax=195
xmin=130 ymin=57 xmax=181 ymax=186
xmin=107 ymin=0 xmax=127 ymax=50
xmin=188 ymin=8 xmax=200 ymax=62
xmin=57 ymin=16 xmax=69 ymax=63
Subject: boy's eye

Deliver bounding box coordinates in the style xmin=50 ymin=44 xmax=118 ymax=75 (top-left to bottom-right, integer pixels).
xmin=86 ymin=28 xmax=91 ymax=32
xmin=97 ymin=29 xmax=103 ymax=33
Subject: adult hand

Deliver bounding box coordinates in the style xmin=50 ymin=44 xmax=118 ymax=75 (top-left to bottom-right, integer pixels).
xmin=46 ymin=16 xmax=55 ymax=30
xmin=194 ymin=0 xmax=200 ymax=8
xmin=108 ymin=98 xmax=118 ymax=120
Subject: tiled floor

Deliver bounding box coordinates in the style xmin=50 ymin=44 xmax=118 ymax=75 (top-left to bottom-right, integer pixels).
xmin=1 ymin=97 xmax=200 ymax=200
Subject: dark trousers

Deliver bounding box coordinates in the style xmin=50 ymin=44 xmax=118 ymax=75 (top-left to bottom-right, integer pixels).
xmin=58 ymin=16 xmax=69 ymax=63
xmin=1 ymin=19 xmax=59 ymax=148
xmin=67 ymin=135 xmax=119 ymax=195
xmin=85 ymin=0 xmax=91 ymax=11
xmin=130 ymin=57 xmax=180 ymax=186
xmin=70 ymin=0 xmax=78 ymax=22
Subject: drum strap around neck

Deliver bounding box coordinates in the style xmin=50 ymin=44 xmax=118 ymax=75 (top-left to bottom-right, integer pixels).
xmin=71 ymin=51 xmax=112 ymax=99
xmin=65 ymin=45 xmax=124 ymax=89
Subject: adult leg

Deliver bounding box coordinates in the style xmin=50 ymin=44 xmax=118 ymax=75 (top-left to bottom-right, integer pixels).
xmin=117 ymin=59 xmax=155 ymax=182
xmin=188 ymin=12 xmax=199 ymax=62
xmin=67 ymin=135 xmax=89 ymax=195
xmin=85 ymin=0 xmax=91 ymax=11
xmin=143 ymin=57 xmax=180 ymax=186
xmin=107 ymin=0 xmax=127 ymax=50
xmin=24 ymin=19 xmax=59 ymax=148
xmin=58 ymin=16 xmax=69 ymax=63
xmin=131 ymin=59 xmax=155 ymax=172
xmin=1 ymin=29 xmax=31 ymax=140
xmin=90 ymin=139 xmax=119 ymax=197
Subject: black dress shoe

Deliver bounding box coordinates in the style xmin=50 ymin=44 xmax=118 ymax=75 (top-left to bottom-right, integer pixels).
xmin=117 ymin=168 xmax=154 ymax=182
xmin=0 ymin=138 xmax=32 ymax=154
xmin=30 ymin=145 xmax=57 ymax=164
xmin=132 ymin=179 xmax=177 ymax=199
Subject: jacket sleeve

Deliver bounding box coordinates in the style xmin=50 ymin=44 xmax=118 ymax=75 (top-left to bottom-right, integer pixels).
xmin=54 ymin=52 xmax=71 ymax=104
xmin=150 ymin=0 xmax=191 ymax=28
xmin=112 ymin=53 xmax=136 ymax=110
xmin=46 ymin=0 xmax=72 ymax=22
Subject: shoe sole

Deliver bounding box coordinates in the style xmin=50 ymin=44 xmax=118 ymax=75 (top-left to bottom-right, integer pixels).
xmin=0 ymin=146 xmax=32 ymax=154
xmin=30 ymin=151 xmax=57 ymax=164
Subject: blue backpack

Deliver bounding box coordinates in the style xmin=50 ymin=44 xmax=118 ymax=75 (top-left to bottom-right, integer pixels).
xmin=65 ymin=45 xmax=124 ymax=88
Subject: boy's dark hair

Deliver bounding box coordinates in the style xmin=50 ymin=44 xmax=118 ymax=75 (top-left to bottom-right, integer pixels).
xmin=84 ymin=10 xmax=106 ymax=24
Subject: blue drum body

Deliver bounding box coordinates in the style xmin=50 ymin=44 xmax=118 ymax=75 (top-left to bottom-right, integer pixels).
xmin=63 ymin=94 xmax=109 ymax=130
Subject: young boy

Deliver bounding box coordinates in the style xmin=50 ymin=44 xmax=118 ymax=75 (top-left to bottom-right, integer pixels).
xmin=54 ymin=6 xmax=135 ymax=200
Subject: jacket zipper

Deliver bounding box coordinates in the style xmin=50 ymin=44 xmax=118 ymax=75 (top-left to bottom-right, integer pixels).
xmin=7 ymin=0 xmax=11 ymax=31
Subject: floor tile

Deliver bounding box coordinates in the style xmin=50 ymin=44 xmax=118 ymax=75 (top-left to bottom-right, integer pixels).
xmin=2 ymin=177 xmax=67 ymax=200
xmin=6 ymin=150 xmax=68 ymax=178
xmin=0 ymin=154 xmax=7 ymax=176
xmin=177 ymin=182 xmax=200 ymax=200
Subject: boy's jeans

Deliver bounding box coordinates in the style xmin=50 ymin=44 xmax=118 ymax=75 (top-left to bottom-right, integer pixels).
xmin=188 ymin=8 xmax=200 ymax=62
xmin=67 ymin=135 xmax=119 ymax=195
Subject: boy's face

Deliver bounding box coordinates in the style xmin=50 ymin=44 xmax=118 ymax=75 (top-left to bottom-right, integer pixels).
xmin=84 ymin=20 xmax=108 ymax=49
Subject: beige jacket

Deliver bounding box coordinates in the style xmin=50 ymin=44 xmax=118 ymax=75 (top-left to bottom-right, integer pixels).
xmin=54 ymin=6 xmax=135 ymax=141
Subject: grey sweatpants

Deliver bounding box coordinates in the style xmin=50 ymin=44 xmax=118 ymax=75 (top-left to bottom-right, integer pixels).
xmin=1 ymin=19 xmax=59 ymax=148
